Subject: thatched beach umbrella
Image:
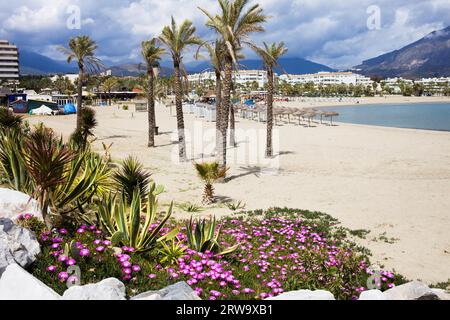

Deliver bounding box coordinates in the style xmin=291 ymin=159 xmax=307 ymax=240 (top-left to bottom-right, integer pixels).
xmin=324 ymin=111 xmax=339 ymax=126
xmin=303 ymin=111 xmax=317 ymax=127
xmin=294 ymin=109 xmax=307 ymax=125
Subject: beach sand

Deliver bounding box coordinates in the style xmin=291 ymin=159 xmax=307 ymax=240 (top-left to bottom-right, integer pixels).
xmin=26 ymin=95 xmax=450 ymax=284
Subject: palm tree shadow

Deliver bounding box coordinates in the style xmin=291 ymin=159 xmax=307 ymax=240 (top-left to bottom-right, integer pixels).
xmin=226 ymin=165 xmax=262 ymax=182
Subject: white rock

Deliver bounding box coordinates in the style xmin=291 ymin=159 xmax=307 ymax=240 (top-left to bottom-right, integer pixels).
xmin=0 ymin=218 xmax=41 ymax=275
xmin=131 ymin=282 xmax=201 ymax=300
xmin=359 ymin=290 xmax=387 ymax=300
xmin=383 ymin=281 xmax=437 ymax=300
xmin=266 ymin=290 xmax=335 ymax=300
xmin=0 ymin=188 xmax=42 ymax=221
xmin=430 ymin=289 xmax=450 ymax=301
xmin=0 ymin=264 xmax=61 ymax=300
xmin=63 ymin=278 xmax=126 ymax=300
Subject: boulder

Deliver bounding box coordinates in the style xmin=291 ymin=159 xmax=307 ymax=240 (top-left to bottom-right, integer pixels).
xmin=63 ymin=278 xmax=126 ymax=300
xmin=0 ymin=188 xmax=42 ymax=221
xmin=131 ymin=282 xmax=201 ymax=300
xmin=266 ymin=289 xmax=335 ymax=300
xmin=383 ymin=281 xmax=438 ymax=300
xmin=0 ymin=264 xmax=61 ymax=300
xmin=359 ymin=290 xmax=387 ymax=300
xmin=0 ymin=218 xmax=41 ymax=275
xmin=430 ymin=289 xmax=450 ymax=301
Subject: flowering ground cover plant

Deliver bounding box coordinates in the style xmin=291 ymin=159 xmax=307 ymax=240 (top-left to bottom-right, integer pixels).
xmin=27 ymin=208 xmax=406 ymax=300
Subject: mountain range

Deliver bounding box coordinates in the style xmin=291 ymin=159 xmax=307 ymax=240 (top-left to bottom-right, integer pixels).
xmin=355 ymin=26 xmax=450 ymax=79
xmin=19 ymin=51 xmax=333 ymax=77
xmin=19 ymin=26 xmax=450 ymax=79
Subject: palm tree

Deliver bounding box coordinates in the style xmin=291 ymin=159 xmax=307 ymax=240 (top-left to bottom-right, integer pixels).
xmin=141 ymin=39 xmax=165 ymax=148
xmin=194 ymin=161 xmax=228 ymax=205
xmin=101 ymin=77 xmax=119 ymax=106
xmin=58 ymin=36 xmax=102 ymax=131
xmin=196 ymin=40 xmax=226 ymax=156
xmin=159 ymin=17 xmax=202 ymax=162
xmin=199 ymin=0 xmax=267 ymax=169
xmin=251 ymin=42 xmax=288 ymax=158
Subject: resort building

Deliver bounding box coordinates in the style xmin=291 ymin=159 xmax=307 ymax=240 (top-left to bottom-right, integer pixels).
xmin=278 ymin=72 xmax=373 ymax=87
xmin=50 ymin=74 xmax=79 ymax=84
xmin=188 ymin=70 xmax=269 ymax=88
xmin=0 ymin=40 xmax=20 ymax=85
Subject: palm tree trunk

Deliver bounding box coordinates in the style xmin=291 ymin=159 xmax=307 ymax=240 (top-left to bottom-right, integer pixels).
xmin=229 ymin=100 xmax=236 ymax=147
xmin=148 ymin=70 xmax=156 ymax=147
xmin=174 ymin=62 xmax=187 ymax=161
xmin=76 ymin=68 xmax=84 ymax=131
xmin=215 ymin=70 xmax=222 ymax=156
xmin=266 ymin=69 xmax=274 ymax=158
xmin=219 ymin=56 xmax=233 ymax=170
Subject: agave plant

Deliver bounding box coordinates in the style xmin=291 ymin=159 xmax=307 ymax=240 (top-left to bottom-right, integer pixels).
xmin=113 ymin=156 xmax=152 ymax=203
xmin=96 ymin=182 xmax=177 ymax=253
xmin=186 ymin=216 xmax=237 ymax=256
xmin=194 ymin=161 xmax=228 ymax=205
xmin=158 ymin=237 xmax=187 ymax=265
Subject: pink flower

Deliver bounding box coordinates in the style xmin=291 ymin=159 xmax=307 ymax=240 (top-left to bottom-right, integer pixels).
xmin=95 ymin=246 xmax=105 ymax=253
xmin=58 ymin=272 xmax=69 ymax=282
xmin=123 ymin=268 xmax=132 ymax=275
xmin=66 ymin=258 xmax=76 ymax=266
xmin=80 ymin=248 xmax=90 ymax=257
xmin=47 ymin=265 xmax=57 ymax=272
xmin=132 ymin=265 xmax=141 ymax=272
xmin=148 ymin=274 xmax=157 ymax=279
xmin=59 ymin=229 xmax=68 ymax=235
xmin=58 ymin=255 xmax=68 ymax=262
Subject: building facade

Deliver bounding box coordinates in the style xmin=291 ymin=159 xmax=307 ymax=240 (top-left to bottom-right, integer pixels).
xmin=0 ymin=40 xmax=19 ymax=84
xmin=188 ymin=70 xmax=269 ymax=88
xmin=279 ymin=72 xmax=373 ymax=87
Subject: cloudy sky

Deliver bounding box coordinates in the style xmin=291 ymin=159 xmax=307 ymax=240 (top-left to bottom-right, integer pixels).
xmin=0 ymin=0 xmax=449 ymax=68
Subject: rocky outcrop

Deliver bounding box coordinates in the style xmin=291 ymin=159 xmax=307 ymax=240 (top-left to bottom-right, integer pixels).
xmin=130 ymin=282 xmax=201 ymax=300
xmin=0 ymin=218 xmax=40 ymax=275
xmin=383 ymin=281 xmax=439 ymax=300
xmin=0 ymin=264 xmax=61 ymax=300
xmin=266 ymin=289 xmax=335 ymax=300
xmin=359 ymin=290 xmax=387 ymax=300
xmin=0 ymin=188 xmax=42 ymax=221
xmin=63 ymin=278 xmax=126 ymax=300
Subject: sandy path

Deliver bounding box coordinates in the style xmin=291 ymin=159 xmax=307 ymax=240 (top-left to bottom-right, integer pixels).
xmin=26 ymin=99 xmax=450 ymax=284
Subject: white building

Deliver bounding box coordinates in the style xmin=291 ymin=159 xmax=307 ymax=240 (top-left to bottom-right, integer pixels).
xmin=188 ymin=70 xmax=269 ymax=88
xmin=0 ymin=40 xmax=19 ymax=84
xmin=279 ymin=72 xmax=373 ymax=87
xmin=50 ymin=74 xmax=79 ymax=84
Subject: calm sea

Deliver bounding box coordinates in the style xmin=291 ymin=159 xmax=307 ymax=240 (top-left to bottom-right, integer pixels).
xmin=321 ymin=102 xmax=450 ymax=132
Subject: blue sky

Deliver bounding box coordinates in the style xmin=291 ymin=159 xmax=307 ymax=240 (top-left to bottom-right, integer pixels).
xmin=0 ymin=0 xmax=449 ymax=68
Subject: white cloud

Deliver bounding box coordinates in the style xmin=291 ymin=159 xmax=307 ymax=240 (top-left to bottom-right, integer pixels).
xmin=0 ymin=0 xmax=448 ymax=68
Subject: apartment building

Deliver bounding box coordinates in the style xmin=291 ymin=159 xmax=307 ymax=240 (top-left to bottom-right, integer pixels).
xmin=279 ymin=72 xmax=373 ymax=87
xmin=0 ymin=40 xmax=20 ymax=84
xmin=188 ymin=70 xmax=269 ymax=88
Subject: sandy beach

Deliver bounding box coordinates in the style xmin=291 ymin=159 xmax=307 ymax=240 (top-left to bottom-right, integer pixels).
xmin=25 ymin=96 xmax=450 ymax=284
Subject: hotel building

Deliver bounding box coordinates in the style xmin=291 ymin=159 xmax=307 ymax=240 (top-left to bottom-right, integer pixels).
xmin=0 ymin=40 xmax=19 ymax=84
xmin=278 ymin=72 xmax=373 ymax=87
xmin=188 ymin=70 xmax=269 ymax=88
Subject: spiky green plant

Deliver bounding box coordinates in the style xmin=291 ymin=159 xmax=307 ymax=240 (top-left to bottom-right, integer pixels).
xmin=178 ymin=202 xmax=203 ymax=213
xmin=186 ymin=216 xmax=237 ymax=256
xmin=226 ymin=200 xmax=246 ymax=211
xmin=158 ymin=237 xmax=187 ymax=265
xmin=194 ymin=161 xmax=228 ymax=204
xmin=22 ymin=125 xmax=75 ymax=227
xmin=0 ymin=129 xmax=32 ymax=193
xmin=71 ymin=107 xmax=98 ymax=150
xmin=0 ymin=108 xmax=23 ymax=131
xmin=96 ymin=183 xmax=177 ymax=253
xmin=113 ymin=156 xmax=152 ymax=203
